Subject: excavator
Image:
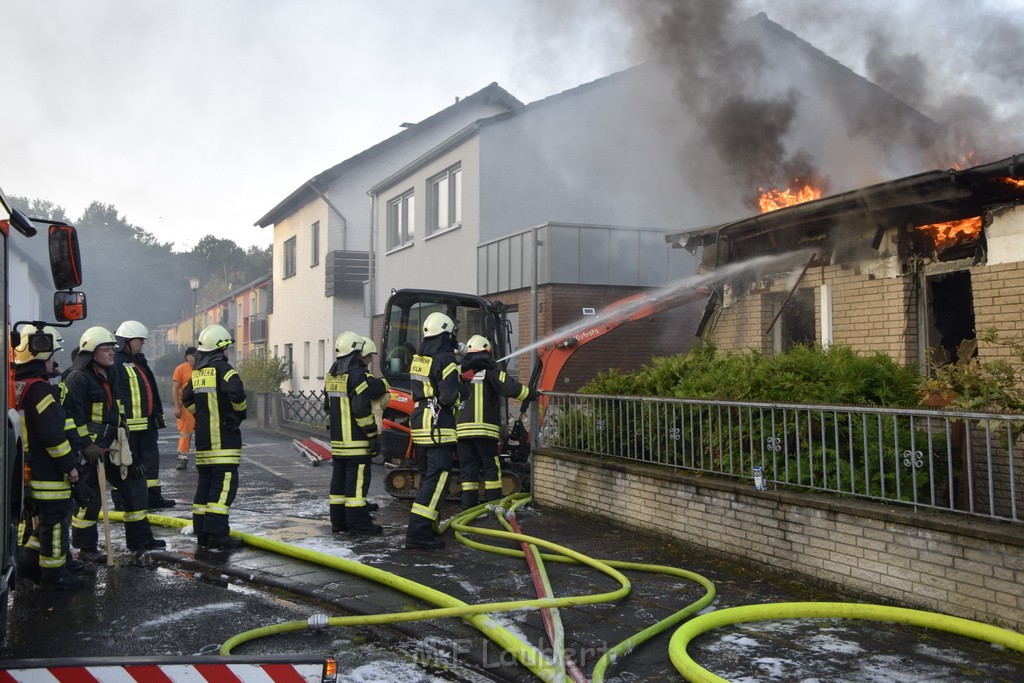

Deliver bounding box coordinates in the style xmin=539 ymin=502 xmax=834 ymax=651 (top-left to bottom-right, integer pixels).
xmin=378 ymin=282 xmax=711 ymax=500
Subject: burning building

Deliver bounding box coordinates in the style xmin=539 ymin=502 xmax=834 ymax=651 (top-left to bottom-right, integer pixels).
xmin=668 ymin=154 xmax=1024 ymax=372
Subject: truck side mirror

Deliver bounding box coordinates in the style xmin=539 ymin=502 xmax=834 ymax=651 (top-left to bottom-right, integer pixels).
xmin=48 ymin=223 xmax=83 ymax=289
xmin=53 ymin=291 xmax=87 ymax=322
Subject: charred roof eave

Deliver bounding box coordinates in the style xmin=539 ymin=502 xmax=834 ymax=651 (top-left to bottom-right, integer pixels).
xmin=667 ymin=154 xmax=1024 ymax=258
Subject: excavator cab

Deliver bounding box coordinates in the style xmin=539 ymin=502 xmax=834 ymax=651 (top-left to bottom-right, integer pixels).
xmin=379 ymin=288 xmax=522 ymax=499
xmin=381 ymin=288 xmax=509 ymax=388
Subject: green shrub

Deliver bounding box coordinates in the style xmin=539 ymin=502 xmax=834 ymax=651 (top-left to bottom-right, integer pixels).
xmin=560 ymin=344 xmax=944 ymax=501
xmin=581 ymin=343 xmax=922 ymax=407
xmin=236 ymin=348 xmax=290 ymax=393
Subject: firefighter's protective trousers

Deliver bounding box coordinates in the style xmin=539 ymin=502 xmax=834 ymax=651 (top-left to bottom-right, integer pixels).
xmin=324 ymin=357 xmax=378 ymax=531
xmin=192 ymin=464 xmax=239 ymax=538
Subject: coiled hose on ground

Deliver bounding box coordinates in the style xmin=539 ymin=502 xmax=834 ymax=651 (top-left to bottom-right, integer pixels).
xmin=112 ymin=499 xmax=1024 ymax=682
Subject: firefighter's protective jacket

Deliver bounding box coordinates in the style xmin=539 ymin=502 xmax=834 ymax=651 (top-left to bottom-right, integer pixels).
xmin=15 ymin=361 xmax=75 ymax=502
xmin=182 ymin=350 xmax=246 ymax=466
xmin=64 ymin=352 xmax=121 ymax=451
xmin=410 ymin=335 xmax=461 ymax=446
xmin=323 ymin=354 xmax=378 ymax=457
xmin=114 ymin=347 xmax=163 ymax=432
xmin=456 ymin=352 xmax=533 ymax=440
xmin=49 ymin=365 xmax=82 ymax=451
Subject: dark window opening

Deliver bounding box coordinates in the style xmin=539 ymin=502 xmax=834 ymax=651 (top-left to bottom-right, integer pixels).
xmin=773 ymin=288 xmax=816 ymax=353
xmin=927 ymin=271 xmax=976 ymax=365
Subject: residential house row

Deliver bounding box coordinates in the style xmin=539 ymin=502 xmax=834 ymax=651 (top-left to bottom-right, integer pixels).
xmin=250 ymin=12 xmax=943 ymax=393
xmin=162 ymin=274 xmax=272 ymax=365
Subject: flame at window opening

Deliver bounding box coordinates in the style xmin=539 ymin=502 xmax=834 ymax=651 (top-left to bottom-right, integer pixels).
xmin=915 ymin=216 xmax=982 ymax=249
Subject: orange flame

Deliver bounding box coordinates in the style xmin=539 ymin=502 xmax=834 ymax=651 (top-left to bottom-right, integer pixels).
xmin=757 ymin=183 xmax=823 ymax=213
xmin=1001 ymin=177 xmax=1024 ymax=189
xmin=916 ymin=216 xmax=982 ymax=249
xmin=952 ymin=149 xmax=977 ymax=171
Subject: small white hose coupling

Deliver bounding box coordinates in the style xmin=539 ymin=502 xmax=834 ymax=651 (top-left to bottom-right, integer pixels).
xmin=307 ymin=614 xmax=329 ymax=631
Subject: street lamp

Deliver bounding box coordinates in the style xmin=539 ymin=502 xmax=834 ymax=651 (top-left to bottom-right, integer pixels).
xmin=189 ymin=277 xmax=200 ymax=345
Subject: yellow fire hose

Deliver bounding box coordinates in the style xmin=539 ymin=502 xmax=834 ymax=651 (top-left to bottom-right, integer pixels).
xmin=107 ymin=503 xmax=1024 ymax=683
xmin=668 ymin=601 xmax=1024 ymax=683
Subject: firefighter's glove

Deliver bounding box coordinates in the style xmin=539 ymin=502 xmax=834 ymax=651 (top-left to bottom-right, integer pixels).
xmin=529 ymin=389 xmax=542 ymax=401
xmin=460 ymin=369 xmax=475 ymax=382
xmin=152 ymin=413 xmax=167 ymax=429
xmin=367 ymin=436 xmax=381 ymax=456
xmin=71 ymin=481 xmax=97 ymax=509
xmin=128 ymin=463 xmax=147 ymax=479
xmin=83 ymin=443 xmax=103 ymax=465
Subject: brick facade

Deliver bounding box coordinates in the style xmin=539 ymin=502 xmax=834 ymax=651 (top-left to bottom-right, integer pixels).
xmin=534 ymin=448 xmax=1024 ymax=632
xmin=710 ymin=263 xmax=919 ymax=364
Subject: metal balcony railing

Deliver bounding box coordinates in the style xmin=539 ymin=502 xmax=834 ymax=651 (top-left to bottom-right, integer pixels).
xmin=540 ymin=392 xmax=1024 ymax=523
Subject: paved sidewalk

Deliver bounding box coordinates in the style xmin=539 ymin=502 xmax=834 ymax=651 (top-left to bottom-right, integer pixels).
xmin=145 ymin=425 xmax=1024 ymax=682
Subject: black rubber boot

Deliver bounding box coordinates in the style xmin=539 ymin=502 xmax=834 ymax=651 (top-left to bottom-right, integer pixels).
xmin=16 ymin=548 xmax=41 ymax=585
xmin=347 ymin=523 xmax=383 ymax=536
xmin=366 ymin=502 xmax=380 ymax=512
xmin=129 ymin=538 xmax=166 ymax=552
xmin=405 ymin=516 xmax=444 ymax=549
xmin=78 ymin=548 xmax=108 ymax=564
xmin=149 ymin=486 xmax=176 ymax=508
xmin=208 ymin=534 xmax=244 ymax=550
xmin=39 ymin=568 xmax=85 ymax=591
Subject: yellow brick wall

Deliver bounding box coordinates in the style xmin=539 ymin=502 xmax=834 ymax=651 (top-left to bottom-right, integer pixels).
xmin=971 ymin=261 xmax=1024 ymax=369
xmin=534 ymin=448 xmax=1024 ymax=632
xmin=708 ymin=264 xmax=918 ymax=364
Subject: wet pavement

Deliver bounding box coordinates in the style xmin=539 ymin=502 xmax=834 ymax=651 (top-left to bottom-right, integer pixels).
xmin=4 ymin=423 xmax=1024 ymax=682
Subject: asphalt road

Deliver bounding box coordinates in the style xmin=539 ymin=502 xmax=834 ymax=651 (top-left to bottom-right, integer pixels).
xmin=3 ymin=422 xmax=1023 ymax=682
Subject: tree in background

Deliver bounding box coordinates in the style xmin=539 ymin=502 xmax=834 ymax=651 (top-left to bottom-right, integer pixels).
xmin=7 ymin=192 xmax=271 ymax=349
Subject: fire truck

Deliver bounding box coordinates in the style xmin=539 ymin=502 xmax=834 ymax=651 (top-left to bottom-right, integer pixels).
xmin=376 ymin=284 xmax=710 ymax=499
xmin=1 ymin=186 xmax=88 ymax=641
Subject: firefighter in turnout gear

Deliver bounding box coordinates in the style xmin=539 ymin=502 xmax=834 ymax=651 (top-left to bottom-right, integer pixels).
xmin=324 ymin=332 xmax=382 ymax=535
xmin=113 ymin=320 xmax=175 ymax=509
xmin=65 ymin=326 xmax=164 ymax=554
xmin=14 ymin=325 xmax=85 ymax=589
xmin=456 ymin=335 xmax=538 ymax=509
xmin=405 ymin=312 xmax=461 ymax=550
xmin=181 ymin=324 xmax=247 ymax=550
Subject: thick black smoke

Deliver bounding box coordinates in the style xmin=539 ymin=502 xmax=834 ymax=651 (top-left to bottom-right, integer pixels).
xmin=607 ymin=0 xmax=1024 ymax=204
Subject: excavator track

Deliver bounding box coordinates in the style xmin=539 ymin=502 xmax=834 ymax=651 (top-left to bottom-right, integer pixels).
xmin=384 ymin=462 xmax=525 ymax=501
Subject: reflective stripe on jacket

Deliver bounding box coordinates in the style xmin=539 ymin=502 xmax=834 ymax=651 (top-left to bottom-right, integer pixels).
xmin=324 ymin=355 xmax=378 ymax=457
xmin=182 ymin=351 xmax=246 ymax=466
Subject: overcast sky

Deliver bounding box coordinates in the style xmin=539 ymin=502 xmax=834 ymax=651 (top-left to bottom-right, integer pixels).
xmin=4 ymin=0 xmax=1022 ymax=251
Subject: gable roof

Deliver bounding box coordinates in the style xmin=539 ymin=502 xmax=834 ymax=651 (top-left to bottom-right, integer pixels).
xmin=737 ymin=13 xmax=937 ymax=135
xmin=254 ymin=82 xmax=522 ymax=227
xmin=368 ymin=63 xmax=652 ymax=194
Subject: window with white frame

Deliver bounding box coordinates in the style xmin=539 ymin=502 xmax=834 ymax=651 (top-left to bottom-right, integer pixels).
xmin=302 ymin=341 xmax=310 ymax=379
xmin=283 ymin=237 xmax=297 ymax=278
xmin=310 ymin=221 xmax=320 ymax=267
xmin=283 ymin=343 xmax=293 ymax=379
xmin=427 ymin=164 xmax=461 ymax=236
xmin=317 ymin=339 xmax=325 ymax=379
xmin=386 ymin=189 xmax=415 ymax=250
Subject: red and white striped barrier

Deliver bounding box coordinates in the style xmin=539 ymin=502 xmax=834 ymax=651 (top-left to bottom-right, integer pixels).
xmin=0 ymin=662 xmax=327 ymax=683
